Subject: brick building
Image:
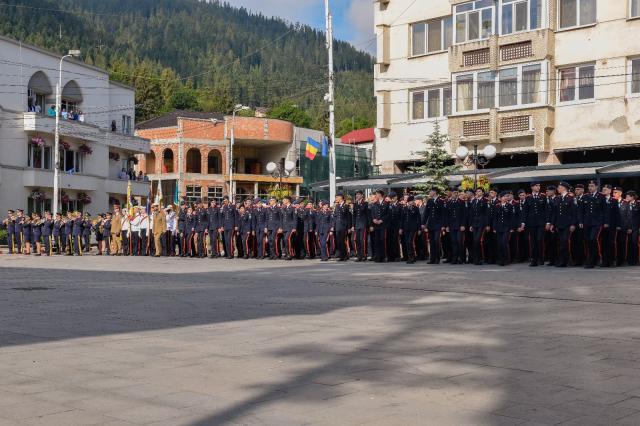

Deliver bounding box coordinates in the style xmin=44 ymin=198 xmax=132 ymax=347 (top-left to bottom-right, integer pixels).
xmin=135 ymin=111 xmax=304 ymax=202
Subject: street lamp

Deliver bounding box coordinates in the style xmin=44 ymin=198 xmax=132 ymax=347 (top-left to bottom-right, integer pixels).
xmin=266 ymin=160 xmax=296 ymax=192
xmin=455 ymin=144 xmax=497 ymax=190
xmin=53 ymin=49 xmax=80 ymax=217
xmin=229 ymin=104 xmax=250 ymax=198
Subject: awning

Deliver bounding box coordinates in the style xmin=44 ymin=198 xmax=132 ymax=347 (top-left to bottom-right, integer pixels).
xmin=489 ymin=165 xmax=605 ymax=184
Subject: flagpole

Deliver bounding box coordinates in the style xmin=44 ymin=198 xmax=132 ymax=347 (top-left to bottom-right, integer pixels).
xmin=325 ymin=0 xmax=337 ymax=203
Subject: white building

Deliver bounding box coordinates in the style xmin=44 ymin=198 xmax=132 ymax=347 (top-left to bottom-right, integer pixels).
xmin=374 ymin=0 xmax=640 ymax=175
xmin=0 ymin=35 xmax=150 ymax=215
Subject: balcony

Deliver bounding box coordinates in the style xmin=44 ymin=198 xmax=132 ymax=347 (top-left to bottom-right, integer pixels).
xmin=449 ymin=29 xmax=554 ymax=74
xmin=105 ymin=179 xmax=149 ymax=196
xmin=448 ymin=106 xmax=554 ymax=153
xmin=23 ymin=169 xmax=99 ymax=191
xmin=227 ymin=173 xmax=303 ymax=185
xmin=24 ymin=113 xmax=150 ymax=153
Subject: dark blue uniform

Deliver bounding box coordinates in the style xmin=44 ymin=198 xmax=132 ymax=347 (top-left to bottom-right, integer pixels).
xmin=4 ymin=215 xmax=16 ymax=253
xmin=468 ymin=197 xmax=490 ymax=265
xmin=601 ymin=196 xmax=620 ymax=267
xmin=72 ymin=217 xmax=84 ymax=255
xmin=425 ymin=197 xmax=446 ymax=264
xmin=332 ymin=202 xmax=351 ymax=261
xmin=53 ymin=218 xmax=63 ymax=254
xmin=239 ymin=210 xmax=255 ymax=258
xmin=523 ymin=193 xmax=548 ymax=265
xmin=579 ymin=192 xmax=605 ymax=268
xmin=266 ymin=205 xmax=282 ymax=259
xmin=185 ymin=212 xmax=197 ymax=257
xmin=492 ymin=202 xmax=515 ymax=266
xmin=220 ymin=204 xmax=237 ymax=259
xmin=352 ymin=200 xmax=369 ymax=261
xmin=281 ymin=204 xmax=298 ymax=260
xmin=370 ymin=201 xmax=389 ymax=263
xmin=255 ymin=206 xmax=268 ymax=258
xmin=618 ymin=200 xmax=639 ymax=266
xmin=177 ymin=207 xmax=188 ymax=256
xmin=41 ymin=219 xmax=53 ymax=255
xmin=298 ymin=208 xmax=317 ymax=259
xmin=552 ymin=194 xmax=577 ymax=267
xmin=315 ymin=209 xmax=333 ymax=261
xmin=387 ymin=202 xmax=402 ymax=261
xmin=208 ymin=206 xmax=220 ymax=257
xmin=196 ymin=208 xmax=209 ymax=258
xmin=401 ymin=204 xmax=421 ymax=263
xmin=446 ymin=198 xmax=467 ymax=264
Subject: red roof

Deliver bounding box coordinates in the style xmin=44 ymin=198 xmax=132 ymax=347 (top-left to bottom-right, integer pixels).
xmin=340 ymin=128 xmax=374 ymax=144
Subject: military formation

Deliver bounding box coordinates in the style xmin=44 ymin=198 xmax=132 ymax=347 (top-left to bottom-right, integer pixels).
xmin=2 ymin=180 xmax=638 ymax=268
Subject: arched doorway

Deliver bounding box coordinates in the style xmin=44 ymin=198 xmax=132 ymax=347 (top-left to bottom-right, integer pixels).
xmin=146 ymin=151 xmax=156 ymax=174
xmin=61 ymin=80 xmax=82 ymax=113
xmin=186 ymin=148 xmax=201 ymax=173
xmin=207 ymin=150 xmax=222 ymax=174
xmin=162 ymin=148 xmax=174 ymax=173
xmin=27 ymin=71 xmax=52 ymax=113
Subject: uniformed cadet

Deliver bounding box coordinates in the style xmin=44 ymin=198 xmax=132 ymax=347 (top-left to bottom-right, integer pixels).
xmin=299 ymin=201 xmax=317 ymax=259
xmin=206 ymin=200 xmax=220 ymax=258
xmin=571 ymin=184 xmax=586 ymax=266
xmin=387 ymin=192 xmax=402 ymax=262
xmin=414 ymin=196 xmax=427 ymax=261
xmin=185 ymin=206 xmax=197 ymax=257
xmin=72 ymin=212 xmax=84 ymax=255
xmin=238 ymin=204 xmax=254 ymax=259
xmin=619 ymin=191 xmax=639 ymax=266
xmin=492 ymin=191 xmax=515 ymax=266
xmin=53 ymin=213 xmax=63 ymax=255
xmin=601 ymin=184 xmax=620 ymax=267
xmin=400 ymin=195 xmax=420 ymax=264
xmin=3 ymin=210 xmax=16 ymax=254
xmin=110 ymin=205 xmax=123 ymax=255
xmin=279 ymin=196 xmax=296 ymax=260
xmin=314 ymin=201 xmax=333 ymax=261
xmin=513 ymin=190 xmax=528 ymax=263
xmin=425 ymin=188 xmax=446 ymax=264
xmin=351 ymin=190 xmax=369 ymax=262
xmin=102 ymin=212 xmax=112 ymax=255
xmin=32 ymin=212 xmax=42 ymax=256
xmin=15 ymin=210 xmax=25 ymax=254
xmin=254 ymin=199 xmax=268 ymax=259
xmin=220 ymin=196 xmax=238 ymax=259
xmin=522 ymin=182 xmax=547 ymax=266
xmin=579 ymin=181 xmax=606 ymax=268
xmin=551 ymin=182 xmax=577 ymax=268
xmin=485 ymin=188 xmax=499 ymax=264
xmin=93 ymin=214 xmax=104 ymax=255
xmin=446 ymin=189 xmax=467 ymax=265
xmin=332 ymin=193 xmax=351 ymax=261
xmin=370 ymin=190 xmax=389 ymax=263
xmin=177 ymin=203 xmax=188 ymax=257
xmin=121 ymin=212 xmax=131 ymax=256
xmin=544 ymin=186 xmax=558 ymax=266
xmin=469 ymin=188 xmax=490 ymax=265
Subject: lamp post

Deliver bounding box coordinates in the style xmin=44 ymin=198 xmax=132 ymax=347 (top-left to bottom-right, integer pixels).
xmin=53 ymin=49 xmax=80 ymax=217
xmin=266 ymin=160 xmax=296 ymax=195
xmin=455 ymin=144 xmax=497 ymax=190
xmin=229 ymin=104 xmax=250 ymax=199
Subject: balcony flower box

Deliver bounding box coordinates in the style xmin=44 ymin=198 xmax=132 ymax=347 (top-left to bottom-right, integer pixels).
xmin=30 ymin=136 xmax=45 ymax=147
xmin=79 ymin=144 xmax=93 ymax=155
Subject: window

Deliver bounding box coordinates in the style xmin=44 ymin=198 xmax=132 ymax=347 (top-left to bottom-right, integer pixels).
xmin=630 ymin=58 xmax=640 ymax=95
xmin=207 ymin=186 xmax=223 ymax=202
xmin=455 ymin=0 xmax=495 ymax=44
xmin=27 ymin=144 xmax=52 ymax=170
xmin=410 ymin=86 xmax=452 ymax=121
xmin=632 ymin=0 xmax=640 ymax=18
xmin=411 ymin=17 xmax=453 ymax=56
xmin=559 ymin=0 xmax=596 ymax=29
xmin=500 ymin=0 xmax=542 ymax=35
xmin=186 ymin=185 xmax=202 ymax=202
xmin=121 ymin=115 xmax=132 ymax=135
xmin=558 ymin=64 xmax=595 ymax=103
xmin=61 ymin=200 xmax=77 ymax=215
xmin=453 ymin=61 xmax=548 ymax=113
xmin=27 ymin=198 xmax=51 ymax=216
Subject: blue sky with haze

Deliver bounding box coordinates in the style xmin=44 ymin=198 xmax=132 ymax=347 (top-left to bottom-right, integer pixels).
xmin=226 ymin=0 xmax=375 ymax=54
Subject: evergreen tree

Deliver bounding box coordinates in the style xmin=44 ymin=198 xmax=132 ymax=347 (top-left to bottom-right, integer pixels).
xmin=411 ymin=122 xmax=460 ymax=194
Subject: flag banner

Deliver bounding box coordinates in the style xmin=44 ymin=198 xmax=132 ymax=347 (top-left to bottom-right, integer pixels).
xmin=322 ymin=136 xmax=328 ymax=157
xmin=305 ymin=137 xmax=320 ymax=160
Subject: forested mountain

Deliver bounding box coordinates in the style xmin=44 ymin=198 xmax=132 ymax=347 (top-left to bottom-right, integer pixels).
xmin=0 ymin=0 xmax=375 ymax=134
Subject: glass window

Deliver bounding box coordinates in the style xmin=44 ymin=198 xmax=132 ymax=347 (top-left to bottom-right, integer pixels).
xmin=207 ymin=186 xmax=223 ymax=202
xmin=559 ymin=0 xmax=596 ymax=29
xmin=186 ymin=185 xmax=202 ymax=202
xmin=632 ymin=59 xmax=640 ymax=94
xmin=522 ymin=64 xmax=541 ymax=104
xmin=457 ymin=75 xmax=474 ymax=112
xmin=443 ymin=17 xmax=453 ymax=49
xmin=502 ymin=0 xmax=543 ymax=35
xmin=499 ymin=68 xmax=518 ymax=107
xmin=515 ymin=1 xmax=528 ymax=31
xmin=427 ymin=89 xmax=441 ymax=118
xmin=455 ymin=0 xmax=494 ymax=43
xmin=443 ymin=87 xmax=452 ymax=116
xmin=478 ymin=71 xmax=496 ymax=109
xmin=632 ymin=0 xmax=640 ymax=18
xmin=530 ymin=0 xmax=541 ymax=28
xmin=578 ymin=65 xmax=594 ymax=100
xmin=559 ymin=68 xmax=576 ymax=102
xmin=427 ymin=21 xmax=442 ymax=52
xmin=412 ymin=91 xmax=425 ymax=120
xmin=501 ymin=4 xmax=513 ymax=34
xmin=412 ymin=22 xmax=426 ymax=56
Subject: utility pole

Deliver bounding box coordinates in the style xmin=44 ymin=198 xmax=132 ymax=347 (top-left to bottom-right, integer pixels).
xmin=325 ymin=0 xmax=337 ymax=203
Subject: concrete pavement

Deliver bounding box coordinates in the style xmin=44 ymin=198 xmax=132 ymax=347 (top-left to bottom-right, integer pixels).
xmin=1 ymin=255 xmax=640 ymax=425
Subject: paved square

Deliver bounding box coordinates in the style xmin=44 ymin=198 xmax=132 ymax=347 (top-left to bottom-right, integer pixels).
xmin=1 ymin=256 xmax=640 ymax=425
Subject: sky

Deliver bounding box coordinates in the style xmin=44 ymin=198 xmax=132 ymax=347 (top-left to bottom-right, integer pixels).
xmin=226 ymin=0 xmax=375 ymax=54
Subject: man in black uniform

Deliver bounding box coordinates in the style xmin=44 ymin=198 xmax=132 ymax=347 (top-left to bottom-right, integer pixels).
xmin=619 ymin=191 xmax=639 ymax=266
xmin=281 ymin=196 xmax=298 ymax=260
xmin=255 ymin=199 xmax=269 ymax=259
xmin=208 ymin=200 xmax=220 ymax=258
xmin=400 ymin=195 xmax=420 ymax=264
xmin=298 ymin=201 xmax=316 ymax=259
xmin=544 ymin=186 xmax=557 ymax=266
xmin=514 ymin=190 xmax=528 ymax=263
xmin=425 ymin=188 xmax=446 ymax=264
xmin=315 ymin=201 xmax=332 ymax=261
xmin=177 ymin=203 xmax=188 ymax=257
xmin=551 ymin=182 xmax=577 ymax=268
xmin=522 ymin=182 xmax=547 ymax=267
xmin=468 ymin=188 xmax=490 ymax=265
xmin=572 ymin=184 xmax=586 ymax=266
xmin=332 ymin=193 xmax=351 ymax=261
xmin=387 ymin=192 xmax=402 ymax=262
xmin=601 ymin=184 xmax=620 ymax=267
xmin=580 ymin=181 xmax=606 ymax=268
xmin=266 ymin=196 xmax=282 ymax=259
xmin=492 ymin=192 xmax=515 ymax=266
xmin=352 ymin=190 xmax=369 ymax=262
xmin=446 ymin=189 xmax=467 ymax=265
xmin=370 ymin=190 xmax=389 ymax=263
xmin=219 ymin=196 xmax=238 ymax=259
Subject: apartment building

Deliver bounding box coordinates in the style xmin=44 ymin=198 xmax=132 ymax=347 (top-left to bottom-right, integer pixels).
xmin=135 ymin=111 xmax=306 ymax=202
xmin=374 ymin=0 xmax=640 ymax=175
xmin=0 ymin=35 xmax=150 ymax=214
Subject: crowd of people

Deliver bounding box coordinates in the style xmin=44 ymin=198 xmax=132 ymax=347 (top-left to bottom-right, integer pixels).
xmin=1 ymin=180 xmax=637 ymax=268
xmin=43 ymin=105 xmax=85 ymax=121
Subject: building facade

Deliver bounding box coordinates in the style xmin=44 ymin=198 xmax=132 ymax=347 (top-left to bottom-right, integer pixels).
xmin=136 ymin=112 xmax=305 ymax=202
xmin=0 ymin=35 xmax=150 ymax=214
xmin=374 ymin=0 xmax=640 ymax=174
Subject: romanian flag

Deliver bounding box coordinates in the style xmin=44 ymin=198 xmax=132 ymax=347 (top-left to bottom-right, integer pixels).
xmin=305 ymin=137 xmax=321 ymax=160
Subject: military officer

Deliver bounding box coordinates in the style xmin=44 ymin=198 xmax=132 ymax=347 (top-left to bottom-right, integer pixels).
xmin=351 ymin=190 xmax=369 ymax=262
xmin=619 ymin=190 xmax=639 ymax=266
xmin=551 ymin=182 xmax=577 ymax=268
xmin=468 ymin=188 xmax=490 ymax=265
xmin=522 ymin=182 xmax=547 ymax=267
xmin=332 ymin=193 xmax=351 ymax=261
xmin=370 ymin=190 xmax=389 ymax=263
xmin=315 ymin=201 xmax=333 ymax=261
xmin=601 ymin=184 xmax=620 ymax=267
xmin=580 ymin=181 xmax=606 ymax=268
xmin=492 ymin=191 xmax=515 ymax=266
xmin=219 ymin=196 xmax=238 ymax=259
xmin=425 ymin=188 xmax=446 ymax=264
xmin=207 ymin=200 xmax=221 ymax=258
xmin=446 ymin=189 xmax=467 ymax=265
xmin=41 ymin=211 xmax=53 ymax=256
xmin=400 ymin=195 xmax=420 ymax=264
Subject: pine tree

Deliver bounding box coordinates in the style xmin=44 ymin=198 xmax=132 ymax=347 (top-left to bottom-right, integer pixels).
xmin=411 ymin=122 xmax=460 ymax=194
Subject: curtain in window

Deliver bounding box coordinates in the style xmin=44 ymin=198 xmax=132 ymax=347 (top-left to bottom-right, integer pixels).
xmin=559 ymin=0 xmax=577 ymax=28
xmin=457 ymin=77 xmax=473 ymax=111
xmin=522 ymin=64 xmax=541 ymax=104
xmin=412 ymin=91 xmax=425 ymax=120
xmin=632 ymin=60 xmax=640 ymax=94
xmin=499 ymin=68 xmax=517 ymax=107
xmin=428 ymin=89 xmax=441 ymax=118
xmin=427 ymin=20 xmax=442 ymax=52
xmin=478 ymin=72 xmax=496 ymax=109
xmin=481 ymin=8 xmax=493 ymax=38
xmin=502 ymin=4 xmax=513 ymax=34
xmin=559 ymin=68 xmax=576 ymax=102
xmin=578 ymin=66 xmax=594 ymax=100
xmin=468 ymin=11 xmax=480 ymax=40
xmin=515 ymin=1 xmax=528 ymax=31
xmin=412 ymin=23 xmax=426 ymax=55
xmin=580 ymin=0 xmax=596 ymax=25
xmin=456 ymin=14 xmax=467 ymax=43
